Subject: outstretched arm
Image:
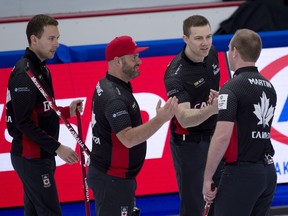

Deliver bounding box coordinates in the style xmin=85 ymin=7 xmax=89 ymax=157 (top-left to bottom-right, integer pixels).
xmin=175 ymin=89 xmax=218 ymax=128
xmin=116 ymin=96 xmax=178 ymax=148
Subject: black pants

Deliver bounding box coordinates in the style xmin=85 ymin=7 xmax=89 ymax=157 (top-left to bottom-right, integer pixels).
xmin=87 ymin=165 xmax=136 ymax=216
xmin=170 ymin=134 xmax=223 ymax=216
xmin=215 ymin=162 xmax=277 ymax=216
xmin=11 ymin=154 xmax=62 ymax=216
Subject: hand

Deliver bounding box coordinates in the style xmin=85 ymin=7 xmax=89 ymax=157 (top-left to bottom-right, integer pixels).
xmin=155 ymin=96 xmax=178 ymax=123
xmin=70 ymin=99 xmax=84 ymax=117
xmin=202 ymin=180 xmax=217 ymax=204
xmin=208 ymin=89 xmax=218 ymax=115
xmin=56 ymin=145 xmax=79 ymax=164
xmin=210 ymin=96 xmax=218 ymax=115
xmin=207 ymin=89 xmax=218 ymax=105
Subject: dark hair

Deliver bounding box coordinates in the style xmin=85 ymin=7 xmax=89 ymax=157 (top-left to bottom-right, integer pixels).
xmin=230 ymin=28 xmax=262 ymax=62
xmin=183 ymin=15 xmax=210 ymax=36
xmin=26 ymin=14 xmax=58 ymax=45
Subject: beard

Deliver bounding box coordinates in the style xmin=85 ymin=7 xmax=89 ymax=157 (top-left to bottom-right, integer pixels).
xmin=121 ymin=59 xmax=140 ymax=79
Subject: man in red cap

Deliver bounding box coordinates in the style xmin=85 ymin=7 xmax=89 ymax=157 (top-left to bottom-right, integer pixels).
xmin=87 ymin=35 xmax=178 ymax=216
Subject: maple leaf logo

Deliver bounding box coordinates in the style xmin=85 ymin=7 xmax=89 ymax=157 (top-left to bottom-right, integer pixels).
xmin=253 ymin=92 xmax=275 ymax=128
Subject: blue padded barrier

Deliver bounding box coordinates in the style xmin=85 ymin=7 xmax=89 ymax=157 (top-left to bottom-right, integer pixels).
xmin=1 ymin=30 xmax=288 ymax=69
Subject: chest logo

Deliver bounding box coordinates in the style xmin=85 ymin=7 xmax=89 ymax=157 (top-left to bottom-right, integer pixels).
xmin=194 ymin=78 xmax=204 ymax=87
xmin=43 ymin=101 xmax=51 ymax=112
xmin=212 ymin=64 xmax=220 ymax=75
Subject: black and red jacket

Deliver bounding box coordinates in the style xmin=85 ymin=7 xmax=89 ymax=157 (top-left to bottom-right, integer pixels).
xmin=164 ymin=45 xmax=220 ymax=136
xmin=6 ymin=48 xmax=70 ymax=158
xmin=90 ymin=73 xmax=146 ymax=179
xmin=218 ymin=67 xmax=277 ymax=163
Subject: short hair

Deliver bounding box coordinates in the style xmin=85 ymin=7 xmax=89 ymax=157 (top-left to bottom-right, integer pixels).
xmin=26 ymin=14 xmax=58 ymax=45
xmin=183 ymin=15 xmax=210 ymax=37
xmin=230 ymin=29 xmax=262 ymax=62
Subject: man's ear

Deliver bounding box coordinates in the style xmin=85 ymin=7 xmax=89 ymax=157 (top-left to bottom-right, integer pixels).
xmin=114 ymin=57 xmax=121 ymax=65
xmin=30 ymin=35 xmax=38 ymax=45
xmin=182 ymin=34 xmax=189 ymax=44
xmin=232 ymin=47 xmax=238 ymax=58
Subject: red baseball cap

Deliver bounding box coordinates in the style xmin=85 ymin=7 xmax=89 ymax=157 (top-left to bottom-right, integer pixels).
xmin=105 ymin=36 xmax=149 ymax=61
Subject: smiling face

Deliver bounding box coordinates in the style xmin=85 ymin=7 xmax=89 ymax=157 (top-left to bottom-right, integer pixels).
xmin=30 ymin=25 xmax=60 ymax=61
xmin=183 ymin=24 xmax=212 ymax=62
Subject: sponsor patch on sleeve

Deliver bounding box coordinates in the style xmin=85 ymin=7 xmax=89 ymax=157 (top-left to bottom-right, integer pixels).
xmin=112 ymin=110 xmax=128 ymax=118
xmin=218 ymin=94 xmax=228 ymax=110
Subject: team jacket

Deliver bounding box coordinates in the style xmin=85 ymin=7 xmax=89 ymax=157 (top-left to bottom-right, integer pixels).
xmin=90 ymin=73 xmax=146 ymax=179
xmin=164 ymin=45 xmax=220 ymax=136
xmin=218 ymin=67 xmax=277 ymax=162
xmin=6 ymin=48 xmax=70 ymax=158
